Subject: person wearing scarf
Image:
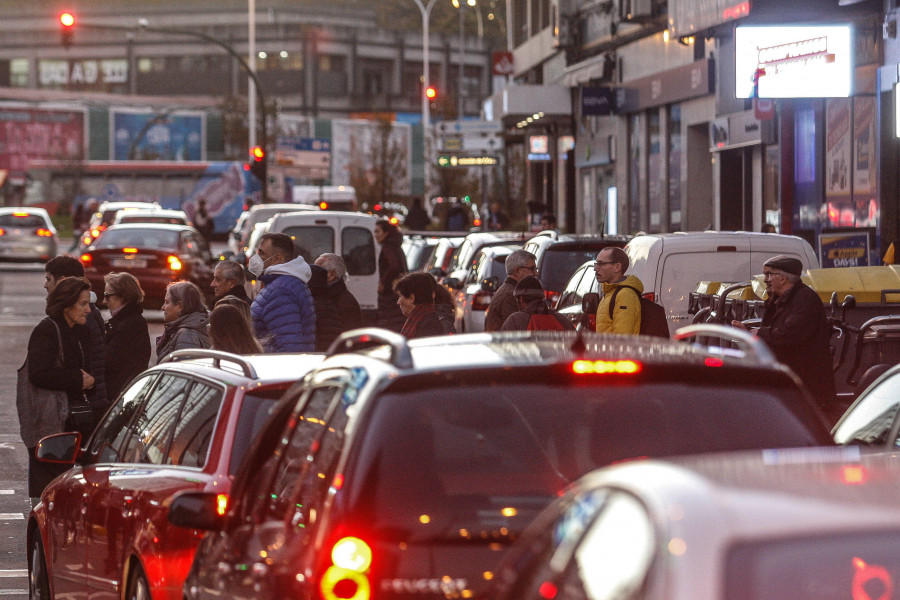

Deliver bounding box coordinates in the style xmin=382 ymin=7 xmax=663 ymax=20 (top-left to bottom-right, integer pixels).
xmin=394 ymin=272 xmax=444 ymax=339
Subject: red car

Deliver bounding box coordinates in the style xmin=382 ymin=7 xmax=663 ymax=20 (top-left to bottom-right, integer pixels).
xmin=80 ymin=223 xmax=216 ymax=308
xmin=27 ymin=349 xmax=323 ymax=600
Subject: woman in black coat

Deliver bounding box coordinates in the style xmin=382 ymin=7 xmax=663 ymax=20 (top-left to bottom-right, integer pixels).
xmin=103 ymin=272 xmax=151 ymax=403
xmin=395 ymin=272 xmax=445 ymax=339
xmin=375 ymin=219 xmax=408 ymax=331
xmin=23 ymin=277 xmax=97 ymax=498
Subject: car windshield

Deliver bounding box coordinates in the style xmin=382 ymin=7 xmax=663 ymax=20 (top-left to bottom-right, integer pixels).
xmin=94 ymin=228 xmax=180 ymax=250
xmin=725 ymin=531 xmax=900 ymax=600
xmin=0 ymin=214 xmax=45 ymax=227
xmin=540 ymin=248 xmax=607 ymax=292
xmin=344 ymin=383 xmax=822 ymax=542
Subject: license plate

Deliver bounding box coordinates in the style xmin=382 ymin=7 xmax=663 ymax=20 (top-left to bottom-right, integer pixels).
xmin=112 ymin=258 xmax=147 ymax=268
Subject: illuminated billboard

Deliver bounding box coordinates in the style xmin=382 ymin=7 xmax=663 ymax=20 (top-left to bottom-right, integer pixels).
xmin=735 ymin=25 xmax=853 ymax=99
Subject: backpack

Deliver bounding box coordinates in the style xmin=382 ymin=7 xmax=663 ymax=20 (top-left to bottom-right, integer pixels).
xmin=609 ymin=285 xmax=670 ymax=338
xmin=527 ymin=311 xmax=568 ymax=331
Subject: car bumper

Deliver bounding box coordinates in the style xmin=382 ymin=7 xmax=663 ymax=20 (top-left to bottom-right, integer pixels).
xmin=0 ymin=238 xmax=57 ymax=262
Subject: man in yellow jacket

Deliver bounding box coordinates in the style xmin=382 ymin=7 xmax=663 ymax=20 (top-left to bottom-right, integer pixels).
xmin=594 ymin=246 xmax=643 ymax=334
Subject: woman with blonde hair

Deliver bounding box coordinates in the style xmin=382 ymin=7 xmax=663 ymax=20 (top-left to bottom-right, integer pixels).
xmin=208 ymin=303 xmax=263 ymax=354
xmin=103 ymin=272 xmax=150 ymax=402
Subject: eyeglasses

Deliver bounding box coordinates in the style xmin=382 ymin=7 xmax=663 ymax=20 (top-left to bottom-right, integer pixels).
xmin=102 ymin=292 xmax=118 ymax=299
xmin=593 ymin=261 xmax=614 ymax=268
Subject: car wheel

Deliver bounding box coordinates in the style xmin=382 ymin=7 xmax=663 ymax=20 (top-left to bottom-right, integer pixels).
xmin=29 ymin=534 xmax=50 ymax=600
xmin=126 ymin=564 xmax=151 ymax=600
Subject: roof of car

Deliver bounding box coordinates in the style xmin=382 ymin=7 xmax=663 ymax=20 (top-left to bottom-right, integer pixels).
xmin=0 ymin=206 xmax=51 ymax=218
xmin=99 ymin=201 xmax=161 ymax=210
xmin=156 ymin=349 xmax=325 ymax=385
xmin=103 ymin=222 xmax=198 ymax=233
xmin=116 ymin=208 xmax=187 ymax=217
xmin=580 ymin=447 xmax=900 ymax=535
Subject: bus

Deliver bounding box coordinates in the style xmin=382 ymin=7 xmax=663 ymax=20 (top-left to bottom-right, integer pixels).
xmin=23 ymin=160 xmax=259 ymax=236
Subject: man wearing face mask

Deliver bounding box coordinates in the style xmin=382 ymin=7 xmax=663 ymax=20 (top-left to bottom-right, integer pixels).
xmin=249 ymin=232 xmax=316 ymax=352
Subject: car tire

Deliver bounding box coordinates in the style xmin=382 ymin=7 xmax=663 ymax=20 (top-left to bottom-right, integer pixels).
xmin=126 ymin=564 xmax=151 ymax=600
xmin=29 ymin=534 xmax=51 ymax=600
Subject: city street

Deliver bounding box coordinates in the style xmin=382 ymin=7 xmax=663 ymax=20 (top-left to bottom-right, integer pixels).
xmin=0 ymin=261 xmax=166 ymax=597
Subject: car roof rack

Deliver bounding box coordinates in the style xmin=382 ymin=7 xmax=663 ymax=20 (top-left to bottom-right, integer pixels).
xmin=162 ymin=349 xmax=259 ymax=379
xmin=326 ymin=328 xmax=413 ymax=369
xmin=673 ymin=324 xmax=776 ymax=364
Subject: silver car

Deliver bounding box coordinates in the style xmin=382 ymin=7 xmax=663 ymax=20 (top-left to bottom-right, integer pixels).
xmin=0 ymin=207 xmax=57 ymax=263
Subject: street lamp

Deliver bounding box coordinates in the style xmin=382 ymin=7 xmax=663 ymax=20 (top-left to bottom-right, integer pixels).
xmin=411 ymin=0 xmax=439 ymax=200
xmin=451 ymin=0 xmax=477 ymax=119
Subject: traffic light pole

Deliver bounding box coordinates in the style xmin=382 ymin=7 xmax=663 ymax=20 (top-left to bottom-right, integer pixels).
xmin=65 ymin=18 xmax=269 ymax=202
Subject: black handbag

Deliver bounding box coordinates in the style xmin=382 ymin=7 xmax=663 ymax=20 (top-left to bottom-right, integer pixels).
xmin=16 ymin=318 xmax=70 ymax=448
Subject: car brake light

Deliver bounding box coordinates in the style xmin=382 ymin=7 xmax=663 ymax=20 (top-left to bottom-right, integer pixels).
xmin=0 ymin=228 xmax=5 ymax=236
xmin=389 ymin=216 xmax=398 ymax=225
xmin=472 ymin=291 xmax=491 ymax=311
xmin=80 ymin=253 xmax=93 ymax=265
xmin=320 ymin=537 xmax=373 ymax=600
xmin=35 ymin=228 xmax=53 ymax=237
xmin=473 ymin=218 xmax=482 ymax=227
xmin=12 ymin=212 xmax=29 ymax=217
xmin=216 ymin=493 xmax=229 ymax=516
xmin=123 ymin=247 xmax=138 ymax=254
xmin=705 ymin=357 xmax=724 ymax=367
xmin=539 ymin=581 xmax=558 ymax=599
xmin=572 ymin=359 xmax=642 ymax=374
xmin=167 ymin=255 xmax=183 ymax=271
xmin=91 ymin=228 xmax=101 ymax=238
xmin=320 ymin=201 xmax=329 ymax=210
xmin=842 ymin=465 xmax=867 ymax=485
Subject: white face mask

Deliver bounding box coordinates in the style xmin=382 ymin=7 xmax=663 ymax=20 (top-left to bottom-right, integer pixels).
xmin=248 ymin=253 xmax=268 ymax=278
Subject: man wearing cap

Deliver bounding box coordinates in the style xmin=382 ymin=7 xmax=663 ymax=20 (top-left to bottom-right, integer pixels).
xmin=501 ymin=275 xmax=574 ymax=331
xmin=732 ymin=255 xmax=836 ymax=419
xmin=485 ymin=249 xmax=538 ymax=331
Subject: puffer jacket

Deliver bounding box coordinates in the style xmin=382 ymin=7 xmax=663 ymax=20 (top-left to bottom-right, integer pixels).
xmin=252 ymin=256 xmax=316 ymax=352
xmin=156 ymin=310 xmax=210 ymax=362
xmin=596 ymin=275 xmax=644 ymax=335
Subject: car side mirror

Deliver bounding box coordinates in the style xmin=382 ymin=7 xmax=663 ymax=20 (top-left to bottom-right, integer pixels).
xmin=481 ymin=276 xmax=499 ymax=293
xmin=168 ymin=492 xmax=226 ymax=531
xmin=35 ymin=432 xmax=81 ymax=464
xmin=444 ymin=277 xmax=462 ymax=290
xmin=582 ymin=292 xmax=601 ymax=315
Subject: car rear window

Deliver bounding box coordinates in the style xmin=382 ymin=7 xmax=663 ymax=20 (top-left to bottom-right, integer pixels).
xmin=540 ymin=248 xmax=603 ymax=292
xmin=344 ymin=383 xmax=824 ymax=541
xmin=94 ymin=228 xmax=180 ymax=250
xmin=228 ymin=391 xmax=284 ymax=475
xmin=282 ymin=225 xmax=334 ymax=263
xmin=0 ymin=214 xmax=45 ymax=227
xmin=121 ymin=215 xmax=186 ymax=225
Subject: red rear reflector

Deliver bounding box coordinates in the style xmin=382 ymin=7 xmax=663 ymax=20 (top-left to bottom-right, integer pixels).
xmin=539 ymin=581 xmax=558 ymax=599
xmin=572 ymin=360 xmax=642 ymax=374
xmin=842 ymin=465 xmax=867 ymax=485
xmin=704 ymin=357 xmax=724 ymax=367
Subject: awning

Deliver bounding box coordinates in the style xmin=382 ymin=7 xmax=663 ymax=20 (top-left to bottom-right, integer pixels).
xmin=482 ymin=85 xmax=572 ymax=125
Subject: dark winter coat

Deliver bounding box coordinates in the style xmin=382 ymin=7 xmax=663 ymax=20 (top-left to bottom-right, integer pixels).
xmin=214 ymin=283 xmax=252 ymax=308
xmin=501 ymin=299 xmax=575 ymax=331
xmin=405 ymin=205 xmax=430 ymax=231
xmin=104 ymin=302 xmax=151 ymax=403
xmin=377 ymin=229 xmax=408 ymax=331
xmin=310 ymin=285 xmax=347 ymax=352
xmin=756 ymin=282 xmax=836 ymax=410
xmin=156 ymin=310 xmax=211 ymax=362
xmin=251 ymin=256 xmax=316 ymax=352
xmin=27 ymin=316 xmax=90 ymax=418
xmin=84 ymin=304 xmax=107 ymax=410
xmin=484 ymin=277 xmax=520 ymax=332
xmin=331 ymin=279 xmax=362 ymax=333
xmin=400 ymin=304 xmax=445 ymax=339
xmin=435 ymin=303 xmax=457 ymax=334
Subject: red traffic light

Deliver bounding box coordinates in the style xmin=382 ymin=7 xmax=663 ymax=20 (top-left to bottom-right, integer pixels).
xmin=249 ymin=146 xmax=265 ymax=161
xmin=425 ymin=86 xmax=437 ymax=100
xmin=59 ymin=12 xmax=75 ymax=48
xmin=60 ymin=12 xmax=75 ymax=27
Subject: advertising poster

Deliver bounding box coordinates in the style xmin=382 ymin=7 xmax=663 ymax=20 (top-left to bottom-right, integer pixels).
xmin=111 ymin=109 xmax=205 ymax=161
xmin=825 ymin=98 xmax=852 ymax=202
xmin=819 ymin=231 xmax=869 ymax=268
xmin=853 ymin=97 xmax=877 ymax=196
xmin=331 ymin=119 xmax=411 ymax=195
xmin=0 ymin=106 xmax=85 ymax=176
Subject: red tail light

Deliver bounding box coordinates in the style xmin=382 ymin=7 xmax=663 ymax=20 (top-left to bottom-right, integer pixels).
xmin=167 ymin=255 xmax=183 ymax=271
xmin=215 ymin=494 xmax=229 ymax=516
xmin=320 ymin=201 xmax=329 ymax=210
xmin=320 ymin=537 xmax=373 ymax=600
xmin=471 ymin=291 xmax=492 ymax=311
xmin=572 ymin=359 xmax=642 ymax=374
xmin=0 ymin=228 xmax=5 ymax=236
xmin=80 ymin=253 xmax=93 ymax=265
xmin=35 ymin=228 xmax=53 ymax=237
xmin=473 ymin=218 xmax=482 ymax=227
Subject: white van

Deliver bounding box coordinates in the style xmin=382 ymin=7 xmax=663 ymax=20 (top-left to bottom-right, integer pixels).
xmin=266 ymin=211 xmax=379 ymax=319
xmin=229 ymin=203 xmax=318 ymax=259
xmin=292 ymin=185 xmax=358 ymax=211
xmin=624 ymin=231 xmax=820 ymax=335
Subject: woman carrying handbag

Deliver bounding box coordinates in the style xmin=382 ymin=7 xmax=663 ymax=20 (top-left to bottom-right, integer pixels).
xmin=18 ymin=277 xmax=96 ymax=502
